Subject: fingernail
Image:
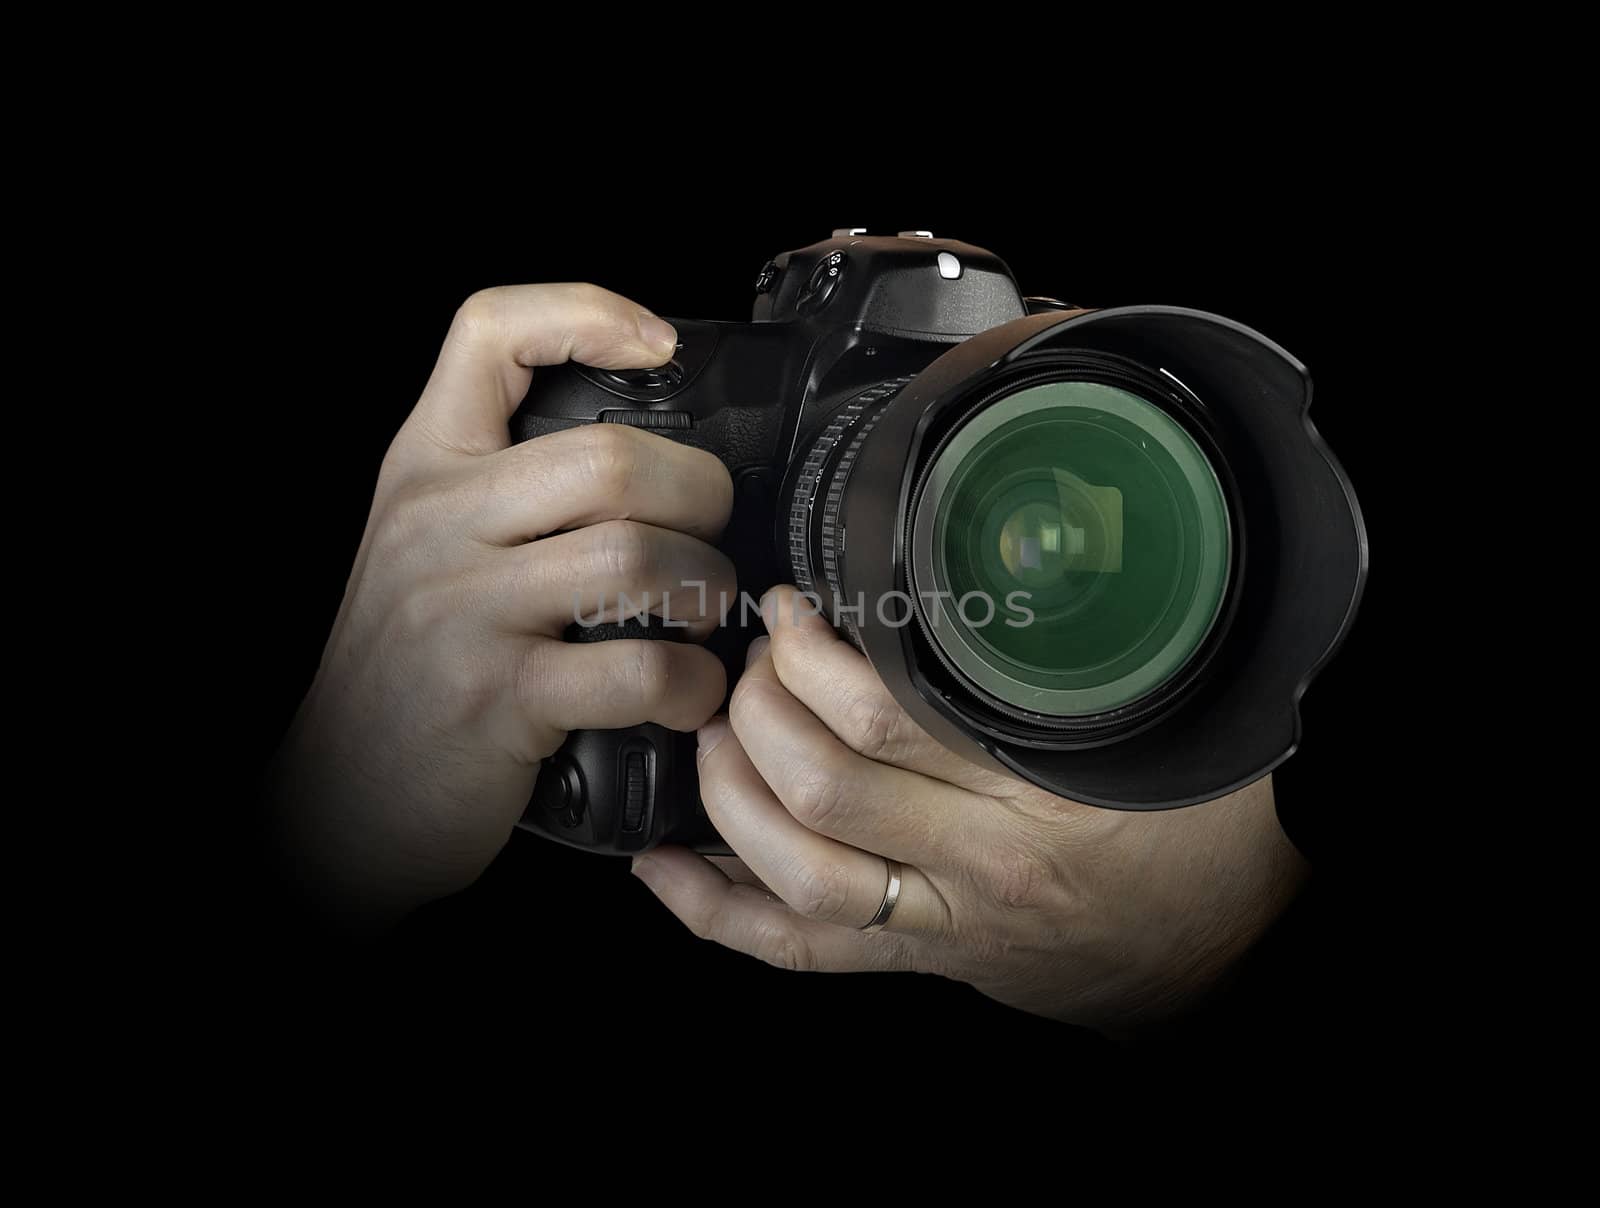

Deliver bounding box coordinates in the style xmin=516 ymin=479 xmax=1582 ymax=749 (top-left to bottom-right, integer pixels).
xmin=697 ymin=715 xmax=730 ymax=760
xmin=631 ymin=855 xmax=662 ymax=889
xmin=744 ymin=636 xmax=770 ymax=669
xmin=637 ymin=313 xmax=678 ymax=354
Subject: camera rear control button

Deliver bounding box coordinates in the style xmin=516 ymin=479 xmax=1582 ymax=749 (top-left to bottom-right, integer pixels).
xmin=591 ymin=359 xmax=685 ymax=398
xmin=622 ymin=751 xmax=649 ymax=834
xmin=599 ymin=409 xmax=692 ymax=430
xmin=539 ymin=755 xmax=585 ymax=829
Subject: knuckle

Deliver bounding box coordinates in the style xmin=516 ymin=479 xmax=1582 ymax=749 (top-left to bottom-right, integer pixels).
xmin=565 ymin=281 xmax=612 ymax=312
xmin=680 ymin=896 xmax=716 ymax=942
xmin=842 ymin=691 xmax=905 ymax=763
xmin=377 ymin=434 xmax=431 ymax=490
xmin=984 ymin=841 xmax=1058 ymax=913
xmin=451 ymin=288 xmax=504 ymax=345
xmin=787 ymin=758 xmax=850 ymax=833
xmin=579 ymin=424 xmax=641 ymax=500
xmin=591 ymin=519 xmax=653 ymax=583
xmin=785 ymin=859 xmax=853 ymax=924
xmin=392 ymin=581 xmax=454 ymax=638
xmin=372 ymin=485 xmax=449 ymax=557
xmin=453 ymin=650 xmax=499 ymax=708
xmin=728 ymin=674 xmax=781 ymax=729
xmin=748 ymin=916 xmax=818 ymax=972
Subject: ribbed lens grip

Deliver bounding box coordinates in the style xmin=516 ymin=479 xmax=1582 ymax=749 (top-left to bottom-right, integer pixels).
xmin=786 ymin=379 xmax=912 ymax=614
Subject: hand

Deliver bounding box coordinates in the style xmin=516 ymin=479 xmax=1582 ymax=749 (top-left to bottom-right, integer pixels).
xmin=269 ymin=284 xmax=735 ymax=928
xmin=631 ymin=585 xmax=1308 ymax=1030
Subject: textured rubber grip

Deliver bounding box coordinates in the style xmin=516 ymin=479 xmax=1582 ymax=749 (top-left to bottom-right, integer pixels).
xmin=565 ymin=615 xmax=684 ymax=644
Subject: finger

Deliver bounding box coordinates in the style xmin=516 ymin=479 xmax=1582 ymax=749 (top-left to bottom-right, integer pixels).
xmin=523 ymin=638 xmax=725 ymax=733
xmin=761 ymin=585 xmax=1018 ymax=794
xmin=632 ymin=847 xmax=920 ymax=974
xmin=730 ymin=639 xmax=1006 ymax=874
xmin=706 ymin=856 xmax=768 ymax=888
xmin=406 ymin=283 xmax=680 ymax=457
xmin=695 ymin=716 xmax=952 ymax=938
xmin=467 ymin=424 xmax=734 ymax=546
xmin=482 ymin=521 xmax=736 ymax=640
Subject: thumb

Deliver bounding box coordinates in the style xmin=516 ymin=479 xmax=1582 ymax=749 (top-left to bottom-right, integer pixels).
xmin=405 ymin=282 xmax=677 ymax=457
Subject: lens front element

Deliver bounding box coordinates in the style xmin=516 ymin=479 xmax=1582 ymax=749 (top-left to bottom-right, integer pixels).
xmin=910 ymin=380 xmax=1230 ymax=717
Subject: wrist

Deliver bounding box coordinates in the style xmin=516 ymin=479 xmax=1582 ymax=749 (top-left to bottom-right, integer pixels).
xmin=261 ymin=726 xmax=438 ymax=936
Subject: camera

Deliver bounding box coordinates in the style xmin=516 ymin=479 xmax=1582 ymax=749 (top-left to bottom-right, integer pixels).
xmin=510 ymin=230 xmax=1366 ymax=854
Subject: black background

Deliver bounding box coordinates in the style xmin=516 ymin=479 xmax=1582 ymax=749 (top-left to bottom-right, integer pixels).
xmin=212 ymin=190 xmax=1405 ymax=1086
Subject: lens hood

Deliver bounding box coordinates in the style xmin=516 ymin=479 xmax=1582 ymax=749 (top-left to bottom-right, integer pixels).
xmin=842 ymin=307 xmax=1368 ymax=809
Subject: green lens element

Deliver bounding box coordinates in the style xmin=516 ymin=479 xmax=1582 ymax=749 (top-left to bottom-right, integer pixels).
xmin=910 ymin=380 xmax=1231 ymax=716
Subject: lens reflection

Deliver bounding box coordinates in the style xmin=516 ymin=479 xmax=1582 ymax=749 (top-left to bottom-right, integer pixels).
xmin=913 ymin=380 xmax=1230 ymax=716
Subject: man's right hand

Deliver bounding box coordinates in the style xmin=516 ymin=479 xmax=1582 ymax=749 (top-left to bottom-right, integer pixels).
xmin=269 ymin=284 xmax=735 ymax=928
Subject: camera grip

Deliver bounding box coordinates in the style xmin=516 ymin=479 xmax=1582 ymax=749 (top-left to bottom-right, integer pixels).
xmin=511 ymin=539 xmax=734 ymax=851
xmin=511 ymin=411 xmax=585 ymax=443
xmin=507 ymin=332 xmax=795 ymax=856
xmin=519 ymin=616 xmax=728 ymax=855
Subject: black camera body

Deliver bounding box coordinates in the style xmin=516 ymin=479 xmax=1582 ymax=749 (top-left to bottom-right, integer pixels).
xmin=510 ymin=231 xmax=1366 ymax=856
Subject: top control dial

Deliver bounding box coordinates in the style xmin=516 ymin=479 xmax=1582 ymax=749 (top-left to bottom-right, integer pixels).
xmin=796 ymin=250 xmax=847 ymax=314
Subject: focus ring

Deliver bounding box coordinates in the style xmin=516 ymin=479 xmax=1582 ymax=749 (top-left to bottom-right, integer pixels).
xmin=820 ymin=406 xmax=891 ymax=646
xmin=787 ymin=378 xmax=912 ymax=601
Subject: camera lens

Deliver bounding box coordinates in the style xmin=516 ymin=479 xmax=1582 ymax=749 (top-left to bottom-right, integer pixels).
xmin=908 ymin=381 xmax=1231 ymax=717
xmin=783 ymin=306 xmax=1365 ymax=810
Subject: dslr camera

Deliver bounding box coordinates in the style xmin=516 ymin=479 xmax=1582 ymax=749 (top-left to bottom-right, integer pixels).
xmin=511 ymin=230 xmax=1366 ymax=854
